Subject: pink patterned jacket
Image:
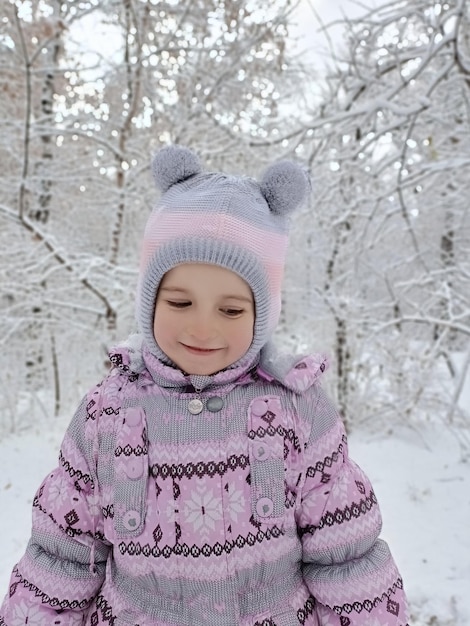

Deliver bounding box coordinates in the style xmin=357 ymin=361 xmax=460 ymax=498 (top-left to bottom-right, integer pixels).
xmin=1 ymin=338 xmax=409 ymax=626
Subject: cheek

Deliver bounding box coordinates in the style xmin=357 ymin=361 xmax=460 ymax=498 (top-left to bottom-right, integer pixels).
xmin=234 ymin=319 xmax=254 ymax=350
xmin=153 ymin=308 xmax=160 ymax=333
xmin=153 ymin=307 xmax=170 ymax=339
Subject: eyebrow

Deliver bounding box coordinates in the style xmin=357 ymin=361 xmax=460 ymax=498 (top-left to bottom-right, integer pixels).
xmin=159 ymin=287 xmax=189 ymax=294
xmin=160 ymin=286 xmax=252 ymax=303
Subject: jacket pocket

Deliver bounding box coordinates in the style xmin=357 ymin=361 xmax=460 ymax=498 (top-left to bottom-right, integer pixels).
xmin=113 ymin=406 xmax=149 ymax=538
xmin=248 ymin=395 xmax=286 ymax=524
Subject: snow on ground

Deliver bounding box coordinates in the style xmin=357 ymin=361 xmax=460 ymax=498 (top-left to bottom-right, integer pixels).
xmin=0 ymin=416 xmax=469 ymax=624
xmin=350 ymin=424 xmax=470 ymax=625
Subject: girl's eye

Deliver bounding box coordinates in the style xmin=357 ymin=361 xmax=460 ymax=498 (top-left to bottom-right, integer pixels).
xmin=221 ymin=308 xmax=244 ymax=317
xmin=167 ymin=300 xmax=191 ymax=309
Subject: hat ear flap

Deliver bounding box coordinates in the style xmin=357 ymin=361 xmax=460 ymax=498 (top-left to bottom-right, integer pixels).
xmin=152 ymin=145 xmax=202 ymax=193
xmin=260 ymin=161 xmax=309 ymax=216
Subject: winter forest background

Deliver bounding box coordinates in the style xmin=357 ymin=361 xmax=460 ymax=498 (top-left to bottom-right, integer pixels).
xmin=0 ymin=0 xmax=469 ymax=623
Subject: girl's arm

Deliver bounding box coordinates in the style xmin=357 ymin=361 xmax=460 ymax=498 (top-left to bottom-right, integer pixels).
xmin=0 ymin=388 xmax=111 ymax=626
xmin=297 ymin=386 xmax=409 ymax=625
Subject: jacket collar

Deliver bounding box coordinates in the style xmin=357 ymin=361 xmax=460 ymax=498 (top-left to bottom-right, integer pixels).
xmin=141 ymin=345 xmax=259 ymax=392
xmin=109 ymin=334 xmax=328 ymax=395
xmin=109 ymin=334 xmax=258 ymax=392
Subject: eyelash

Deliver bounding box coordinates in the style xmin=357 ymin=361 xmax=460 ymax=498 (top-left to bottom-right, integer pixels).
xmin=166 ymin=301 xmax=244 ymax=317
xmin=221 ymin=308 xmax=244 ymax=317
xmin=167 ymin=301 xmax=190 ymax=309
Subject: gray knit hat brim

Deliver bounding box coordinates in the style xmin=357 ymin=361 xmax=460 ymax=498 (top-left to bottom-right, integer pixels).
xmin=140 ymin=237 xmax=270 ymax=370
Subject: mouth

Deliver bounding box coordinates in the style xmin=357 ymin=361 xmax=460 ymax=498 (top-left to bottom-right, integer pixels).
xmin=181 ymin=344 xmax=222 ymax=355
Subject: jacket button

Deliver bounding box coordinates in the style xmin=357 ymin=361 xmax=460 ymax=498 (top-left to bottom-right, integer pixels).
xmin=125 ymin=458 xmax=144 ymax=480
xmin=125 ymin=408 xmax=142 ymax=427
xmin=251 ymin=399 xmax=268 ymax=417
xmin=206 ymin=396 xmax=224 ymax=412
xmin=188 ymin=398 xmax=203 ymax=414
xmin=123 ymin=509 xmax=141 ymax=530
xmin=256 ymin=497 xmax=274 ymax=518
xmin=253 ymin=442 xmax=270 ymax=461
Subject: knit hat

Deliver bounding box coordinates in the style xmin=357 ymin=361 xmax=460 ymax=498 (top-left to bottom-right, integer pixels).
xmin=137 ymin=144 xmax=308 ymax=368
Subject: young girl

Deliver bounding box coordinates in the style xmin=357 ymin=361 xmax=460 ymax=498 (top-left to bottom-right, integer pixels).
xmin=0 ymin=145 xmax=409 ymax=626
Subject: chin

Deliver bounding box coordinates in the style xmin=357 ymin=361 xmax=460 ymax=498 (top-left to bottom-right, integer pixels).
xmin=189 ymin=366 xmax=220 ymax=376
xmin=181 ymin=360 xmax=226 ymax=376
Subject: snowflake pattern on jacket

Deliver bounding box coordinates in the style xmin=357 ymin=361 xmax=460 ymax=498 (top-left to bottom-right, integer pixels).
xmin=0 ymin=338 xmax=409 ymax=626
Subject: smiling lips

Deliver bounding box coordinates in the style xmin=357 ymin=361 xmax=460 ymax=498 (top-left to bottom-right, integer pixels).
xmin=181 ymin=344 xmax=222 ymax=355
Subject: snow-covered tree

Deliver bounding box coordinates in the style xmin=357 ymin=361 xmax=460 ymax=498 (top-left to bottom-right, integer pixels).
xmin=283 ymin=0 xmax=470 ymax=435
xmin=0 ymin=0 xmax=308 ymax=429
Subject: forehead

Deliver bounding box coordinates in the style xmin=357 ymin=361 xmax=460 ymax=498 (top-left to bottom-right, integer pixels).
xmin=161 ymin=263 xmax=253 ymax=297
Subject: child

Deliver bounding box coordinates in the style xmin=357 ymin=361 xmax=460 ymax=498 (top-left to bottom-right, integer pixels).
xmin=0 ymin=145 xmax=409 ymax=625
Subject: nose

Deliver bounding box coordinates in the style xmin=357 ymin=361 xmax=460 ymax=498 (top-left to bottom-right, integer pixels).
xmin=187 ymin=311 xmax=215 ymax=342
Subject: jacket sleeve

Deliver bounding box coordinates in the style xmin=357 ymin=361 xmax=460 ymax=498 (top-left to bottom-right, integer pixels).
xmin=296 ymin=385 xmax=409 ymax=625
xmin=0 ymin=384 xmax=111 ymax=626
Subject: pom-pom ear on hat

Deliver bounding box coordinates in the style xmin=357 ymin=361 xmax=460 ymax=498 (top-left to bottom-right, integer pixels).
xmin=260 ymin=160 xmax=309 ymax=216
xmin=152 ymin=144 xmax=202 ymax=193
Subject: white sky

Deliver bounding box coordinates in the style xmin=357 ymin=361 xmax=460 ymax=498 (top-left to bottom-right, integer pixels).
xmin=291 ymin=0 xmax=377 ymax=65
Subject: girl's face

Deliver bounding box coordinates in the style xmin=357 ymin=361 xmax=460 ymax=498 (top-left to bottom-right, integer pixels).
xmin=153 ymin=263 xmax=255 ymax=375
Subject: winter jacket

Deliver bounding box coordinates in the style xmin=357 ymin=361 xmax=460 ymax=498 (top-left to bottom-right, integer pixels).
xmin=0 ymin=338 xmax=409 ymax=626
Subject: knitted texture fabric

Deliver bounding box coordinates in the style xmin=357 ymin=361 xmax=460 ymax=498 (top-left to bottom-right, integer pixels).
xmin=137 ymin=145 xmax=309 ymax=365
xmin=0 ymin=343 xmax=410 ymax=626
